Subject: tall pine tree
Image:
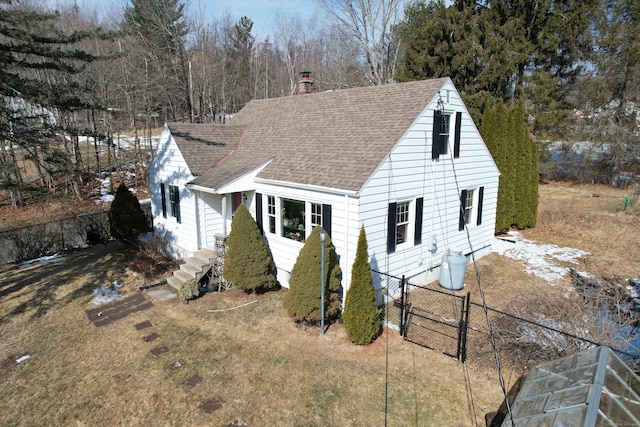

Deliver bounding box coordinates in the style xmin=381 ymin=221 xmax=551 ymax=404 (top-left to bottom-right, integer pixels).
xmin=0 ymin=0 xmax=108 ymax=205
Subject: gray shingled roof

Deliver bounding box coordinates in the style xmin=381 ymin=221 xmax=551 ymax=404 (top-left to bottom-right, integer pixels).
xmin=167 ymin=123 xmax=246 ymax=176
xmin=180 ymin=78 xmax=447 ymax=193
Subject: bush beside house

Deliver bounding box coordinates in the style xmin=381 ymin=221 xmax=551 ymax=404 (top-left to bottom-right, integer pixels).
xmin=108 ymin=183 xmax=148 ymax=247
xmin=283 ymin=226 xmax=342 ymax=325
xmin=223 ymin=204 xmax=277 ymax=292
xmin=342 ymin=226 xmax=381 ymax=345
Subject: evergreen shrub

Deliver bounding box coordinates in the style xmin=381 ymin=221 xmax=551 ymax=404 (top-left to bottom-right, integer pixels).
xmin=283 ymin=226 xmax=342 ymax=325
xmin=223 ymin=204 xmax=276 ymax=292
xmin=179 ymin=278 xmax=200 ymax=303
xmin=108 ymin=183 xmax=148 ymax=246
xmin=342 ymin=225 xmax=381 ymax=345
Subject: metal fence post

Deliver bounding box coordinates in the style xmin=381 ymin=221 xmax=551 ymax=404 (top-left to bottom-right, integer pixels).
xmin=459 ymin=292 xmax=472 ymax=363
xmin=399 ymin=275 xmax=406 ymax=337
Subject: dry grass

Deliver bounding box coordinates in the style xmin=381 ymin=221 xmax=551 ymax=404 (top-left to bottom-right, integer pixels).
xmin=467 ymin=181 xmax=640 ymax=308
xmin=0 ymin=243 xmax=503 ymax=426
xmin=1 ymin=180 xmax=638 ymax=426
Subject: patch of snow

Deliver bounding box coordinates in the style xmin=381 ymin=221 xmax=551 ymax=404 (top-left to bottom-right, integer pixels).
xmin=19 ymin=253 xmax=62 ymax=269
xmin=493 ymin=231 xmax=590 ymax=284
xmin=91 ymin=281 xmax=123 ymax=306
xmin=15 ymin=355 xmax=31 ymax=364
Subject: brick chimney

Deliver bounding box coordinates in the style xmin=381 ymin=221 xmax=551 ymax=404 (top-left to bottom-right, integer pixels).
xmin=297 ymin=71 xmax=314 ymax=95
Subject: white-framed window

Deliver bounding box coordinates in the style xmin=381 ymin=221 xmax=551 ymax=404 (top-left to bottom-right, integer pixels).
xmin=310 ymin=202 xmax=322 ymax=228
xmin=396 ymin=201 xmax=410 ymax=245
xmin=169 ymin=185 xmax=180 ymax=223
xmin=387 ymin=198 xmax=424 ymax=253
xmin=433 ymin=111 xmax=461 ymax=159
xmin=267 ymin=195 xmax=276 ymax=234
xmin=261 ymin=196 xmax=330 ymax=242
xmin=459 ymin=187 xmax=485 ymax=231
xmin=438 ymin=113 xmax=451 ymax=156
xmin=282 ymin=198 xmax=306 ymax=242
xmin=463 ymin=189 xmax=475 ymax=225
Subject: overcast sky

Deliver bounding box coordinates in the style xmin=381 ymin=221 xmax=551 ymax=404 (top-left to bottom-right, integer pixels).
xmin=45 ymin=0 xmax=321 ymax=39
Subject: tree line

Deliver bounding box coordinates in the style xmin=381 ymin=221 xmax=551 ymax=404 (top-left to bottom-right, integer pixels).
xmin=1 ymin=0 xmax=638 ymax=208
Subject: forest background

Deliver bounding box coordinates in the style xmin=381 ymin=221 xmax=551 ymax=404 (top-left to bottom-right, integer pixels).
xmin=0 ymin=0 xmax=638 ymax=209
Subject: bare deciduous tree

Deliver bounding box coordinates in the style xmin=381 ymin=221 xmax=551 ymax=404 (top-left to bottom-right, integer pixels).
xmin=315 ymin=0 xmax=404 ymax=85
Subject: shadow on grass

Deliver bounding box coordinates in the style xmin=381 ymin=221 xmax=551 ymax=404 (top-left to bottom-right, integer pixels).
xmin=0 ymin=241 xmax=130 ymax=323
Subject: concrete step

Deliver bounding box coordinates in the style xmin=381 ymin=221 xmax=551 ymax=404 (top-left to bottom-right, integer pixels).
xmin=166 ymin=276 xmax=184 ymax=291
xmin=186 ymin=256 xmax=209 ymax=270
xmin=193 ymin=248 xmax=215 ymax=264
xmin=180 ymin=262 xmax=201 ymax=279
xmin=173 ymin=269 xmax=192 ymax=284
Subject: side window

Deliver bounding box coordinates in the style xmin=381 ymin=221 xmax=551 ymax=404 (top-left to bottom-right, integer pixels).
xmin=463 ymin=189 xmax=475 ymax=225
xmin=439 ymin=113 xmax=451 ymax=156
xmin=169 ymin=185 xmax=180 ymax=223
xmin=395 ymin=202 xmax=410 ymax=245
xmin=160 ymin=183 xmax=167 ymax=218
xmin=267 ymin=195 xmax=276 ymax=234
xmin=310 ymin=202 xmax=322 ymax=228
xmin=459 ymin=187 xmax=484 ymax=231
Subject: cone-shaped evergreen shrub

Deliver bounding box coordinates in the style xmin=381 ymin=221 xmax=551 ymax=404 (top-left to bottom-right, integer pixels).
xmin=342 ymin=225 xmax=381 ymax=345
xmin=108 ymin=183 xmax=148 ymax=246
xmin=480 ymin=99 xmax=539 ymax=234
xmin=223 ymin=204 xmax=276 ymax=292
xmin=283 ymin=226 xmax=342 ymax=324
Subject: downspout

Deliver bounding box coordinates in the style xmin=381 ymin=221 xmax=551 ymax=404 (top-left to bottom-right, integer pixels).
xmin=195 ymin=191 xmax=201 ymax=249
xmin=343 ymin=193 xmax=350 ymax=306
xmin=221 ymin=194 xmax=228 ymax=236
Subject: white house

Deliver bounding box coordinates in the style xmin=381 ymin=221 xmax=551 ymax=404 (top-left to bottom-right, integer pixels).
xmin=148 ymin=77 xmax=500 ymax=301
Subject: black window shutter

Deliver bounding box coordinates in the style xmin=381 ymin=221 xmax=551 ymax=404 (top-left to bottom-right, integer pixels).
xmin=432 ymin=110 xmax=441 ymax=159
xmin=459 ymin=190 xmax=467 ymax=231
xmin=255 ymin=192 xmax=263 ymax=234
xmin=174 ymin=187 xmax=181 ymax=224
xmin=387 ymin=202 xmax=397 ymax=253
xmin=477 ymin=187 xmax=484 ymax=226
xmin=322 ymin=204 xmax=332 ymax=237
xmin=414 ymin=197 xmax=423 ymax=245
xmin=160 ymin=183 xmax=167 ymax=218
xmin=454 ymin=111 xmax=462 ymax=158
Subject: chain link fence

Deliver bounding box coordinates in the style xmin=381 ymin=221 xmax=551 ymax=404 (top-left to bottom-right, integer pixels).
xmin=377 ymin=270 xmax=640 ymax=375
xmin=0 ymin=201 xmax=151 ymax=264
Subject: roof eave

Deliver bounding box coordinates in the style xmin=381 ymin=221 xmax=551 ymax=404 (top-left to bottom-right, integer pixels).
xmin=254 ymin=177 xmax=358 ymax=197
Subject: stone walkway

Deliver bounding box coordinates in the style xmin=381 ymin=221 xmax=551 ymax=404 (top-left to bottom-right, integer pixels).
xmin=85 ymin=293 xmax=153 ymax=327
xmin=87 ymin=290 xmax=249 ymax=425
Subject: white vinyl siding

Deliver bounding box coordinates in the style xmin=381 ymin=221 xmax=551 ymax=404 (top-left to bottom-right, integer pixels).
xmin=357 ymin=80 xmax=498 ymax=292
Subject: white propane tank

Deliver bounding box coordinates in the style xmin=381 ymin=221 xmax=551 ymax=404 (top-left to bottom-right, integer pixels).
xmin=439 ymin=249 xmax=467 ymax=291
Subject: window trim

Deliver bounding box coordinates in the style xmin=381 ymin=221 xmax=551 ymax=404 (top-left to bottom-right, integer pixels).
xmin=459 ymin=186 xmax=484 ymax=231
xmin=262 ymin=195 xmax=331 ymax=243
xmin=267 ymin=195 xmax=276 ymax=234
xmin=433 ymin=110 xmax=462 ymax=159
xmin=388 ymin=199 xmax=419 ymax=253
xmin=168 ymin=185 xmax=181 ymax=223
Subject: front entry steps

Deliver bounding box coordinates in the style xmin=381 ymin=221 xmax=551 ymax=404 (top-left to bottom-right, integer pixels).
xmin=166 ymin=249 xmax=215 ymax=291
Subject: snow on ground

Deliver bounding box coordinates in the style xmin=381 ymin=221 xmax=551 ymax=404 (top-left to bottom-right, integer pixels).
xmin=492 ymin=231 xmax=590 ymax=284
xmin=18 ymin=253 xmax=62 ymax=269
xmin=91 ymin=281 xmax=122 ymax=306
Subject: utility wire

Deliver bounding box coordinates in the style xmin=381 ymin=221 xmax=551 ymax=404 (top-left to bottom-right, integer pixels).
xmin=446 ymin=144 xmax=515 ymax=425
